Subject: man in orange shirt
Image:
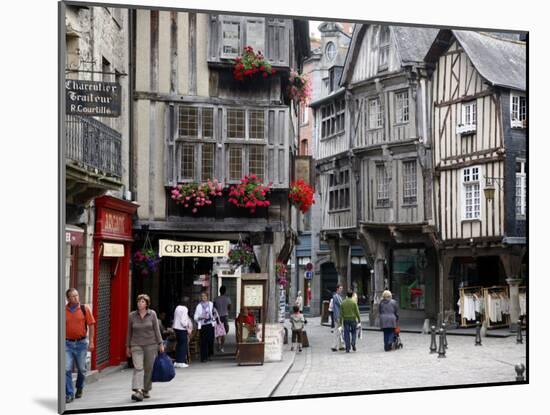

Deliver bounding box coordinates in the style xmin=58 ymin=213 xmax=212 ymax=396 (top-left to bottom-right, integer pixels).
xmin=65 ymin=288 xmax=95 ymax=404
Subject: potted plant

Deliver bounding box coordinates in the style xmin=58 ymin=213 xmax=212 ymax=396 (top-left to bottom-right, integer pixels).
xmin=228 ymin=175 xmax=272 ymax=214
xmin=232 ymin=46 xmax=277 ymax=81
xmin=170 ymin=179 xmax=223 ymax=213
xmin=289 ymin=179 xmax=315 ymax=213
xmin=287 ymin=70 xmax=312 ymax=105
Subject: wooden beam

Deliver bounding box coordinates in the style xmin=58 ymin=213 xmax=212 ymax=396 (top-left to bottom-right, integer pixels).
xmin=435 ymin=90 xmax=493 ymax=108
xmin=436 ymin=155 xmax=504 ymax=171
xmin=134 ymin=91 xmax=287 ymax=108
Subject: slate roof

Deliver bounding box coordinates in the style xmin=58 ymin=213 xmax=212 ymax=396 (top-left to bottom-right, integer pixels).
xmin=392 ymin=26 xmax=439 ymax=64
xmin=453 ymin=31 xmax=526 ymax=91
xmin=341 ymin=24 xmax=438 ymax=86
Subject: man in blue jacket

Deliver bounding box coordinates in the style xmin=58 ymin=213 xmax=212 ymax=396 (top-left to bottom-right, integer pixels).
xmin=331 ymin=283 xmax=344 ymax=351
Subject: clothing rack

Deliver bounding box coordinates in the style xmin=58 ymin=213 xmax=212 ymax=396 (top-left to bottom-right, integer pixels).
xmin=519 ymin=286 xmax=527 ymax=328
xmin=483 ymin=286 xmax=510 ymax=329
xmin=459 ymin=286 xmax=483 ymax=327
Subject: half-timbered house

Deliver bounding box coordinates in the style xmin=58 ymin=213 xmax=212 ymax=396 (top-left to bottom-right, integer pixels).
xmin=340 ymin=24 xmax=438 ymax=324
xmin=310 ymin=22 xmax=363 ymax=309
xmin=424 ymin=30 xmax=526 ymax=329
xmin=130 ymin=10 xmax=309 ymax=357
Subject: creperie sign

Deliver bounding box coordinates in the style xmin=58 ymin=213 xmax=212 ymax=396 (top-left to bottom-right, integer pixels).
xmin=159 ymin=240 xmax=230 ymax=257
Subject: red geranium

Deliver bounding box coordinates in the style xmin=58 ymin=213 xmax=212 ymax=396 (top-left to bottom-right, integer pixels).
xmin=232 ymin=46 xmax=275 ymax=81
xmin=289 ymin=179 xmax=315 ymax=213
xmin=228 ymin=175 xmax=272 ymax=213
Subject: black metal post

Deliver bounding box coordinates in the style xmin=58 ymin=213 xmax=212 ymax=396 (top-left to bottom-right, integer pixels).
xmin=437 ymin=328 xmax=446 ymax=358
xmin=516 ymin=319 xmax=523 ymax=344
xmin=475 ymin=321 xmax=482 ymax=346
xmin=442 ymin=323 xmax=448 ymax=349
xmin=515 ymin=363 xmax=525 ymax=381
xmin=429 ymin=325 xmax=437 ymax=354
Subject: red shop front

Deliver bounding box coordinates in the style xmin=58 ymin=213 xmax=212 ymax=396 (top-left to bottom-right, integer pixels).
xmin=92 ymin=195 xmax=138 ymax=371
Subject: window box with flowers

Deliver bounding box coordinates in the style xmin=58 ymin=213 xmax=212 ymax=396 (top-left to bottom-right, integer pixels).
xmin=170 ymin=179 xmax=223 ymax=214
xmin=232 ymin=46 xmax=277 ymax=81
xmin=228 ymin=175 xmax=272 ymax=214
xmin=289 ymin=179 xmax=315 ymax=214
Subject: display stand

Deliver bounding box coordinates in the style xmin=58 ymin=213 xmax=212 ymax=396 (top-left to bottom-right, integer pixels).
xmin=459 ymin=286 xmax=483 ymax=327
xmin=236 ymin=273 xmax=267 ymax=366
xmin=483 ymin=286 xmax=510 ymax=329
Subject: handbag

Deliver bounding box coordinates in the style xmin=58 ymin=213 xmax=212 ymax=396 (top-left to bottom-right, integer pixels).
xmin=151 ymin=352 xmax=176 ymax=382
xmin=394 ymin=325 xmax=401 ymax=334
xmin=215 ymin=320 xmax=227 ymax=338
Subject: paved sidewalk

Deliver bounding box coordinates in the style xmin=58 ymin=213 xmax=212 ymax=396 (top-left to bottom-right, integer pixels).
xmin=67 ymin=349 xmax=296 ymax=411
xmin=273 ymin=316 xmax=527 ymax=396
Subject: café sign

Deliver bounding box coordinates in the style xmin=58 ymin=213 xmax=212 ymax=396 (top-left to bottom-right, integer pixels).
xmin=159 ymin=240 xmax=230 ymax=258
xmin=65 ymin=79 xmax=121 ymax=117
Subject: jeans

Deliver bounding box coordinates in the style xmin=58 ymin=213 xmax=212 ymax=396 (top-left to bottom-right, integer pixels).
xmin=65 ymin=338 xmax=88 ymax=398
xmin=383 ymin=328 xmax=394 ymax=350
xmin=200 ymin=323 xmax=214 ymax=362
xmin=174 ymin=329 xmax=188 ymax=364
xmin=343 ymin=320 xmax=357 ymax=351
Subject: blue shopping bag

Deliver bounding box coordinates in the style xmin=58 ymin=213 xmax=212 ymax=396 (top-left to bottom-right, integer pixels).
xmin=151 ymin=352 xmax=176 ymax=382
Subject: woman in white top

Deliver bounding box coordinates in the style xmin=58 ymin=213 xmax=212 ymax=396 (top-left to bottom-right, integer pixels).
xmin=172 ymin=296 xmax=193 ymax=368
xmin=295 ymin=291 xmax=304 ymax=313
xmin=194 ymin=291 xmax=218 ymax=362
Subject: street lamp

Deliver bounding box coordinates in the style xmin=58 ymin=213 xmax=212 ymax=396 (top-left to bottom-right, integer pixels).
xmin=483 ymin=176 xmax=504 ymax=201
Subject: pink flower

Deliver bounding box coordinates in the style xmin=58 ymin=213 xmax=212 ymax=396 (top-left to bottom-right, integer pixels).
xmin=192 ymin=208 xmax=198 ymax=213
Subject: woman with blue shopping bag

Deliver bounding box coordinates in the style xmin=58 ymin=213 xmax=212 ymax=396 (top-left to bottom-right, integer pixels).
xmin=126 ymin=294 xmax=165 ymax=402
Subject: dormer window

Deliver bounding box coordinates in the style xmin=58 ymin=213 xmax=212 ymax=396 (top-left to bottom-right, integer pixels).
xmin=379 ymin=26 xmax=390 ymax=70
xmin=457 ymin=101 xmax=477 ymax=135
xmin=511 ymin=94 xmax=526 ymax=128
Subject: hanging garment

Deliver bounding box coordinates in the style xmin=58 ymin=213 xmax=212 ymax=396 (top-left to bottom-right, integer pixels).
xmin=519 ymin=293 xmax=527 ymax=316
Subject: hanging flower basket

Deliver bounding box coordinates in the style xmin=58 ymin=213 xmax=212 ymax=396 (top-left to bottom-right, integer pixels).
xmin=276 ymin=261 xmax=289 ymax=288
xmin=228 ymin=175 xmax=272 ymax=214
xmin=134 ymin=248 xmax=160 ymax=276
xmin=287 ymin=70 xmax=312 ymax=105
xmin=232 ymin=46 xmax=276 ymax=81
xmin=228 ymin=243 xmax=255 ymax=268
xmin=170 ymin=179 xmax=223 ymax=214
xmin=289 ymin=179 xmax=315 ymax=213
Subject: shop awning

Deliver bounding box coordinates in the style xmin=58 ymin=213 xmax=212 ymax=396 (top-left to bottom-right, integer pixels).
xmin=159 ymin=240 xmax=230 ymax=257
xmin=102 ymin=242 xmax=125 ymax=257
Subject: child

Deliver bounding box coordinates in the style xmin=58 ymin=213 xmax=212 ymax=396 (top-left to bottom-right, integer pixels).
xmin=290 ymin=305 xmax=305 ymax=352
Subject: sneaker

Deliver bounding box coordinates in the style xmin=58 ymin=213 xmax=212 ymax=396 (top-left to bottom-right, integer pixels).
xmin=352 ymin=345 xmax=356 ymax=352
xmin=331 ymin=348 xmax=337 ymax=352
xmin=299 ymin=348 xmax=302 ymax=352
xmin=75 ymin=388 xmax=83 ymax=399
xmin=131 ymin=390 xmax=144 ymax=402
xmin=291 ymin=347 xmax=294 ymax=351
xmin=142 ymin=390 xmax=150 ymax=399
xmin=220 ymin=347 xmax=225 ymax=353
xmin=346 ymin=350 xmax=350 ymax=353
xmin=339 ymin=347 xmax=346 ymax=351
xmin=66 ymin=395 xmax=74 ymax=404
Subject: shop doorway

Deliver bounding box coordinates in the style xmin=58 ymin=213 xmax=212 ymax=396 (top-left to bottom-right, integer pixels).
xmin=96 ymin=259 xmax=113 ymax=369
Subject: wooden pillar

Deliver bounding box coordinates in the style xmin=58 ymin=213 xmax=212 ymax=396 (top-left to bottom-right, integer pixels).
xmin=500 ymin=249 xmax=526 ymax=332
xmin=437 ymin=252 xmax=454 ymax=326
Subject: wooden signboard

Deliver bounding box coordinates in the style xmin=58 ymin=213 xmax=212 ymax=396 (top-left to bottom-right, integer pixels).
xmin=236 ymin=273 xmax=268 ymax=365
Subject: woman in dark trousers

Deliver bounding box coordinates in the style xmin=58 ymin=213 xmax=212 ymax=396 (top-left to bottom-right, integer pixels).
xmin=172 ymin=296 xmax=193 ymax=368
xmin=193 ymin=291 xmax=217 ymax=362
xmin=379 ymin=290 xmax=399 ymax=351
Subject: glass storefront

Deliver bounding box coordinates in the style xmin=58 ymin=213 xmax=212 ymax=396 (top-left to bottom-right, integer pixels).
xmin=391 ymin=248 xmax=427 ymax=310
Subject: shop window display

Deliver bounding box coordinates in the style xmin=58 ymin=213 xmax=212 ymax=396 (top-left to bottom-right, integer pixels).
xmin=391 ymin=249 xmax=426 ymax=310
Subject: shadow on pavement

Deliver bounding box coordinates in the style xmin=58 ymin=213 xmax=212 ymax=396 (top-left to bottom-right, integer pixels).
xmin=34 ymin=397 xmax=58 ymax=413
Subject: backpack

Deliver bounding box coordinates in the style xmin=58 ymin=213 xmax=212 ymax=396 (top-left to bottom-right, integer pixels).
xmin=80 ymin=304 xmax=88 ymax=331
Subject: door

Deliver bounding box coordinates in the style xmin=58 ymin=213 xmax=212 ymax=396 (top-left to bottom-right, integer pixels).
xmin=96 ymin=259 xmax=112 ymax=369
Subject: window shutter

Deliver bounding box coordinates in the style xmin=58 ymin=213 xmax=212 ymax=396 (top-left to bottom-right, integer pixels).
xmin=266 ymin=19 xmax=289 ymax=66
xmin=245 ymin=18 xmax=265 ymax=54
xmin=266 ymin=108 xmax=289 ymax=187
xmin=220 ymin=15 xmax=241 ymax=59
xmin=166 ymin=104 xmax=176 ymax=186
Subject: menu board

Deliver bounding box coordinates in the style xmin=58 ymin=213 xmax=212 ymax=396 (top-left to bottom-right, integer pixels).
xmin=244 ymin=284 xmax=263 ymax=307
